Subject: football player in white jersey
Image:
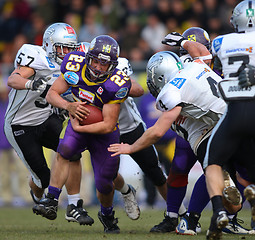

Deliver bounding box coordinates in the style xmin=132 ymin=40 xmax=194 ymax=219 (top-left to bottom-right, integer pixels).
xmin=164 ymin=28 xmax=255 ymax=236
xmin=4 ymin=23 xmax=94 ymax=225
xmin=108 ymin=47 xmax=253 ymax=234
xmin=202 ymin=1 xmax=255 ymax=238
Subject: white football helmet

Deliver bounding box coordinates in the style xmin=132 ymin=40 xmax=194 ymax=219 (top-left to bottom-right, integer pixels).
xmin=230 ymin=0 xmax=255 ymax=33
xmin=43 ymin=22 xmax=78 ymax=64
xmin=146 ymin=51 xmax=183 ymax=98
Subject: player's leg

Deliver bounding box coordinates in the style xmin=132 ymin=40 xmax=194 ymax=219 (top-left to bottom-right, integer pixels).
xmin=65 ymin=159 xmax=94 ymax=225
xmin=33 ymin=119 xmax=87 ymax=220
xmin=90 ymin=130 xmax=121 ymax=233
xmin=113 ymin=173 xmax=140 ymax=220
xmin=204 ymin=108 xmax=241 ymax=239
xmin=150 ymin=136 xmax=197 ymax=233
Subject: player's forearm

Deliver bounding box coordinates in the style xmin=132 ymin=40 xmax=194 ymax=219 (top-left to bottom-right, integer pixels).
xmin=8 ymin=73 xmax=30 ymax=90
xmin=183 ymin=41 xmax=210 ymax=59
xmin=46 ymin=89 xmax=70 ymax=110
xmin=130 ymin=126 xmax=162 ymax=153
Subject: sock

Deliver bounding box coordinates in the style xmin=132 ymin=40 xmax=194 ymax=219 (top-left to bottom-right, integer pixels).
xmin=48 ymin=186 xmax=62 ymax=200
xmin=67 ymin=193 xmax=80 ymax=206
xmin=120 ymin=183 xmax=130 ymax=195
xmin=101 ymin=205 xmax=113 ymax=216
xmin=166 ymin=211 xmax=178 ymax=218
xmin=188 ymin=174 xmax=210 ymax=214
xmin=167 ymin=185 xmax=187 ymax=214
xmin=178 ymin=203 xmax=187 ymax=216
xmin=211 ymin=195 xmax=224 ymax=212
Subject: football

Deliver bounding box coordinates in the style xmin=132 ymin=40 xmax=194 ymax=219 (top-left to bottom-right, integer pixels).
xmin=79 ymin=104 xmax=103 ymax=125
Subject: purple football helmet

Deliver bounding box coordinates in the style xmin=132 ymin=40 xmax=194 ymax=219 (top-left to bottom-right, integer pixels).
xmin=85 ymin=35 xmax=120 ymax=82
xmin=180 ymin=27 xmax=211 ymax=56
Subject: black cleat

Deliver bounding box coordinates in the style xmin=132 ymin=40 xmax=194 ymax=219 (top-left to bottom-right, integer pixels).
xmin=206 ymin=210 xmax=229 ymax=240
xmin=150 ymin=213 xmax=178 ymax=233
xmin=98 ymin=211 xmax=120 ymax=233
xmin=65 ymin=199 xmax=94 ymax=226
xmin=32 ymin=193 xmax=58 ymax=220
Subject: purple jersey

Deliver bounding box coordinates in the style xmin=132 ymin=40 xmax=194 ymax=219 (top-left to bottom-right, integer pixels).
xmin=61 ymin=51 xmax=131 ymax=109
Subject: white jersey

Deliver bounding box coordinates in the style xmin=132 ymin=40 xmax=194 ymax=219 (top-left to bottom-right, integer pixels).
xmin=5 ymin=44 xmax=60 ymax=126
xmin=212 ymin=32 xmax=255 ymax=100
xmin=117 ymin=57 xmax=145 ymax=135
xmin=156 ymin=59 xmax=226 ymax=153
xmin=212 ymin=31 xmax=255 ymax=81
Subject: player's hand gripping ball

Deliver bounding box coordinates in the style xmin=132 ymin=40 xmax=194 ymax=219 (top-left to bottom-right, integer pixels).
xmin=79 ymin=105 xmax=103 ymax=125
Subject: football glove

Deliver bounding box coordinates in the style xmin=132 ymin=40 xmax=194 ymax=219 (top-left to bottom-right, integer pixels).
xmin=162 ymin=32 xmax=187 ymax=47
xmin=25 ymin=78 xmax=47 ymax=92
xmin=238 ymin=64 xmax=255 ymax=88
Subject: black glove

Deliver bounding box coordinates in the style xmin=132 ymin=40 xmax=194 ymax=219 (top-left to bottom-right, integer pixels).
xmin=25 ymin=78 xmax=47 ymax=92
xmin=238 ymin=64 xmax=255 ymax=88
xmin=162 ymin=32 xmax=187 ymax=47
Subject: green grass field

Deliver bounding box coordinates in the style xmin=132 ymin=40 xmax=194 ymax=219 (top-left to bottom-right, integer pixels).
xmin=0 ymin=206 xmax=254 ymax=240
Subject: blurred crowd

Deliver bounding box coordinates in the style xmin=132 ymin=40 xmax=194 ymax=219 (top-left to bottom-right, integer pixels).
xmin=0 ymin=0 xmax=240 ymax=207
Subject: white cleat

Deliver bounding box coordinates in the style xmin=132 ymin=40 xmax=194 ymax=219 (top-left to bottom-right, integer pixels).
xmin=122 ymin=184 xmax=140 ymax=220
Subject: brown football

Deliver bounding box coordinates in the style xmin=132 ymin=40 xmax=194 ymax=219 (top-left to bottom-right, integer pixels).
xmin=79 ymin=104 xmax=103 ymax=125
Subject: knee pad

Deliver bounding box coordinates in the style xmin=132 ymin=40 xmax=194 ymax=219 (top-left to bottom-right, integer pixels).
xmin=167 ymin=169 xmax=188 ymax=188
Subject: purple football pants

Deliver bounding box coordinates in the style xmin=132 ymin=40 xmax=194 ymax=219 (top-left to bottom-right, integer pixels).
xmin=58 ymin=120 xmax=120 ymax=194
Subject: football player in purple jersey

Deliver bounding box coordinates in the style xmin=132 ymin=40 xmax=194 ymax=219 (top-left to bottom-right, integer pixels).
xmin=33 ymin=35 xmax=131 ymax=233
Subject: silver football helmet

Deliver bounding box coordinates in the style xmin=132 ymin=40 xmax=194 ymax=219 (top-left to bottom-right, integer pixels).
xmin=43 ymin=22 xmax=78 ymax=64
xmin=146 ymin=51 xmax=183 ymax=98
xmin=230 ymin=0 xmax=255 ymax=33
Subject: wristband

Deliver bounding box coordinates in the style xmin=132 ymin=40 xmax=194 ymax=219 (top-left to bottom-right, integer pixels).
xmin=25 ymin=80 xmax=32 ymax=89
xmin=180 ymin=40 xmax=188 ymax=48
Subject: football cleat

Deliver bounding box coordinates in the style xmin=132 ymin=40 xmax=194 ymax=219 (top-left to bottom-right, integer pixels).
xmin=122 ymin=184 xmax=140 ymax=220
xmin=150 ymin=213 xmax=178 ymax=233
xmin=98 ymin=210 xmax=120 ymax=233
xmin=223 ymin=186 xmax=242 ymax=206
xmin=222 ymin=216 xmax=255 ymax=234
xmin=32 ymin=193 xmax=58 ymax=220
xmin=65 ymin=199 xmax=94 ymax=226
xmin=176 ymin=213 xmax=200 ymax=235
xmin=244 ymin=184 xmax=255 ymax=222
xmin=206 ymin=210 xmax=229 ymax=240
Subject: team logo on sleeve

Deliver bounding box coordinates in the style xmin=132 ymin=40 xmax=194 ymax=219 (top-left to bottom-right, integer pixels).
xmin=115 ymin=87 xmax=128 ymax=98
xmin=64 ymin=71 xmax=79 ymax=85
xmin=213 ymin=37 xmax=223 ymax=53
xmin=169 ymin=78 xmax=186 ymax=89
